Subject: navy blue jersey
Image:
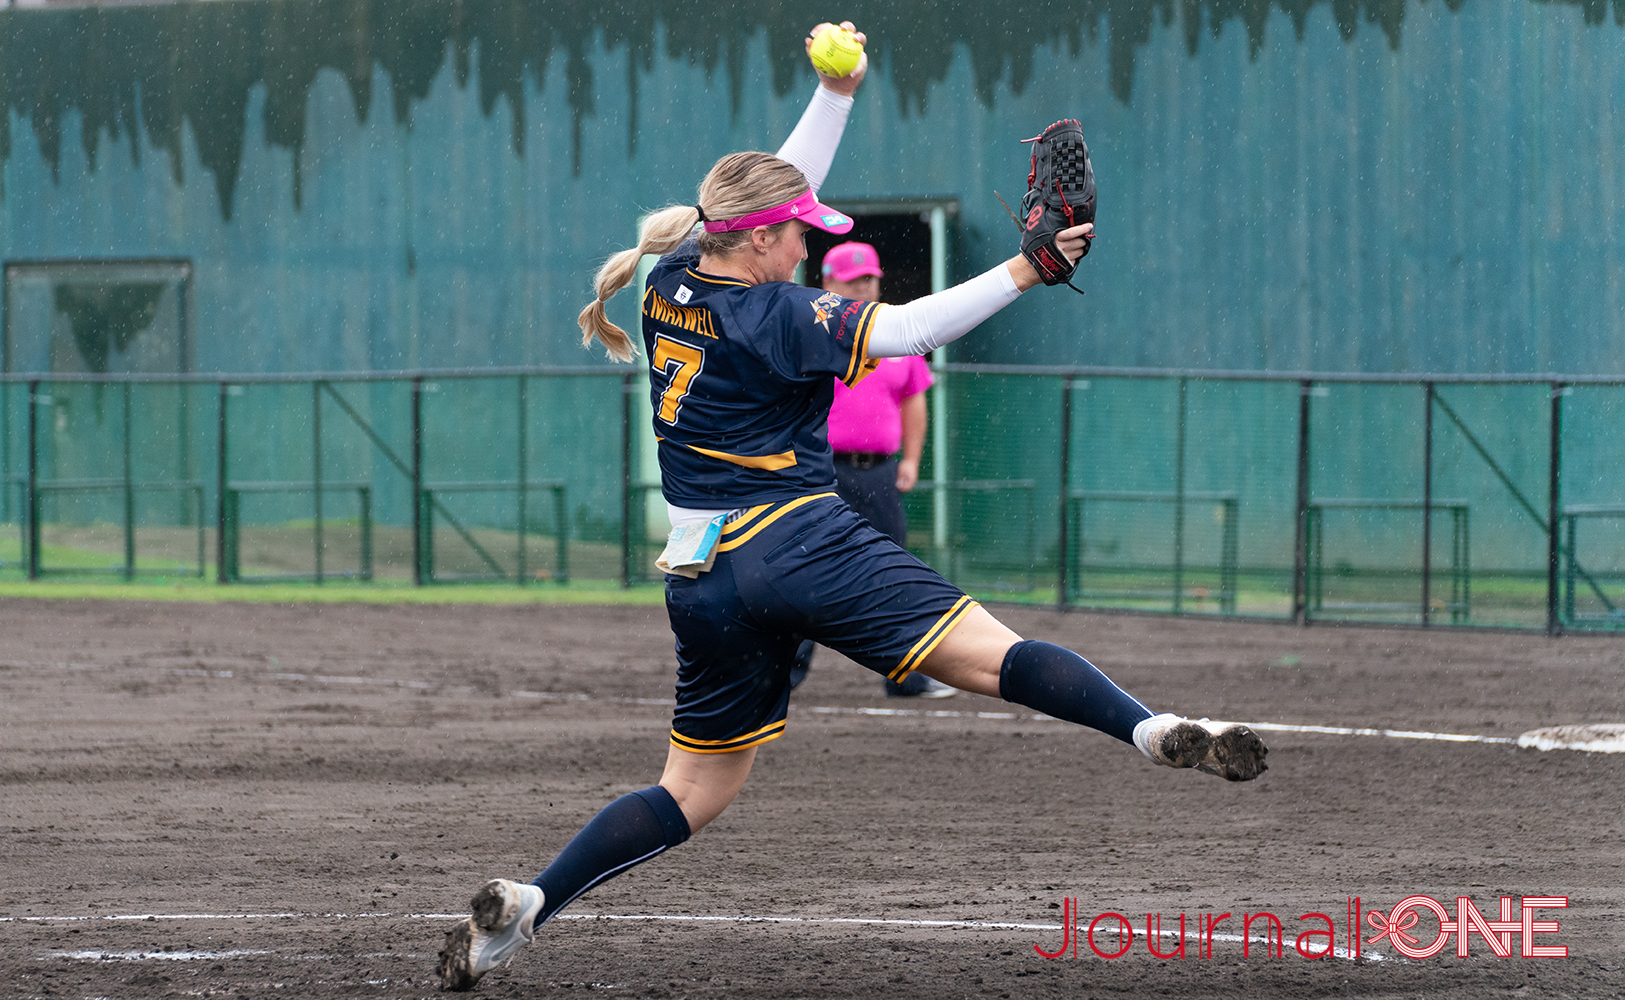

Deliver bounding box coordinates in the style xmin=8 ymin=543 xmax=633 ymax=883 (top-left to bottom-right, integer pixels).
xmin=643 ymin=240 xmax=881 ymax=507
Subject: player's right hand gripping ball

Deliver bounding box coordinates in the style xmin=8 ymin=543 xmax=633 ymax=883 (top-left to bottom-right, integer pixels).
xmin=809 ymin=26 xmax=864 ymax=78
xmin=1019 ymin=119 xmax=1096 ymax=290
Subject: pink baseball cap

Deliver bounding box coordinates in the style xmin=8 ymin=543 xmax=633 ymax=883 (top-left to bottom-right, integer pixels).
xmin=820 ymin=241 xmax=884 ymax=282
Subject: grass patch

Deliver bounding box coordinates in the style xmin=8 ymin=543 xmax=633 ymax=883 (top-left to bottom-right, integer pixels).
xmin=0 ymin=576 xmax=666 ymax=605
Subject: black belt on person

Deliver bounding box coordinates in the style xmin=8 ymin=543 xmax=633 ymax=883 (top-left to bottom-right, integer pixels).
xmin=833 ymin=451 xmax=894 ymax=470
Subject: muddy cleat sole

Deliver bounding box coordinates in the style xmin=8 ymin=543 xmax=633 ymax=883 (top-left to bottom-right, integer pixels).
xmin=1133 ymin=713 xmax=1269 ymax=782
xmin=437 ymin=878 xmax=545 ymax=991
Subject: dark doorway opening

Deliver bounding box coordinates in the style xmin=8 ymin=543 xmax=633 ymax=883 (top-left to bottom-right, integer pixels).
xmin=803 ymin=212 xmax=933 ymax=305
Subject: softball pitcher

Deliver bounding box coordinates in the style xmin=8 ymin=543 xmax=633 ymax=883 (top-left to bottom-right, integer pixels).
xmin=438 ymin=21 xmax=1267 ymax=991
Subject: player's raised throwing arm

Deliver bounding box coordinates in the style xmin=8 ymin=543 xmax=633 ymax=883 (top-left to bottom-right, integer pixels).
xmin=575 ymin=22 xmax=868 ymax=366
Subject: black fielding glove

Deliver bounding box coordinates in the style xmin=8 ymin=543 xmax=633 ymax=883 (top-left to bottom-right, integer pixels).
xmin=1018 ymin=119 xmax=1096 ymax=292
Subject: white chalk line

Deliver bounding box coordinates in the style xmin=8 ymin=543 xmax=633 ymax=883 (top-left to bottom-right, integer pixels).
xmin=5 ymin=659 xmax=1555 ymax=749
xmin=46 ymin=949 xmax=272 ymax=962
xmin=164 ymin=666 xmax=1533 ymax=748
xmin=15 ymin=910 xmax=1381 ymax=964
xmin=1242 ymin=721 xmax=1515 ymax=745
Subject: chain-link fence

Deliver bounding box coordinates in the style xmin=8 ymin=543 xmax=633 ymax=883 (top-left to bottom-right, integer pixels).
xmin=918 ymin=366 xmax=1623 ymax=634
xmin=2 ymin=366 xmax=1621 ymax=633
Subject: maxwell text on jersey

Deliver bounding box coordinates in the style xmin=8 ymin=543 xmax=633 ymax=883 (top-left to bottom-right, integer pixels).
xmin=644 ymin=287 xmax=719 ymax=339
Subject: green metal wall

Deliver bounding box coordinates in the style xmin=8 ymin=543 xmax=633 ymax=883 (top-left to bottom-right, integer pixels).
xmin=4 ymin=0 xmax=1624 ymax=374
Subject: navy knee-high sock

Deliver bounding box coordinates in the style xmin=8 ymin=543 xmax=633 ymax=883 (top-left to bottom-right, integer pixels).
xmin=999 ymin=640 xmax=1154 ymax=745
xmin=530 ymin=785 xmax=690 ymax=929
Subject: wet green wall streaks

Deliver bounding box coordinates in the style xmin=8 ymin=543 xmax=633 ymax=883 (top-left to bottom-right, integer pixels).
xmin=2 ymin=0 xmax=1623 ymax=375
xmin=12 ymin=0 xmax=1593 ymax=217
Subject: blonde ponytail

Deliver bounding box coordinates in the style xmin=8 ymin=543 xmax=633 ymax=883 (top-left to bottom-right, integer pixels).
xmin=577 ymin=151 xmax=812 ymax=362
xmin=577 ymin=205 xmax=702 ymax=362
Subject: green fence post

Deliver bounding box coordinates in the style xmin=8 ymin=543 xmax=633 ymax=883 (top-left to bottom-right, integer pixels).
xmin=554 ymin=485 xmax=569 ymax=584
xmin=360 ymin=486 xmax=373 ymax=581
xmin=216 ymin=382 xmax=229 ymax=584
xmin=1173 ymin=377 xmax=1187 ymax=615
xmin=1422 ymin=382 xmax=1434 ymax=626
xmin=421 ymin=488 xmax=435 ymax=584
xmin=1221 ymin=498 xmax=1238 ymax=614
xmin=1 ymin=383 xmax=9 ymax=528
xmin=1564 ymin=514 xmax=1575 ymax=625
xmin=226 ymin=489 xmax=240 ymax=580
xmin=517 ymin=375 xmax=527 ymax=586
xmin=193 ymin=485 xmax=205 ymax=578
xmin=1056 ymin=376 xmax=1071 ymax=611
xmin=1291 ymin=380 xmax=1312 ymax=625
xmin=216 ymin=383 xmax=232 ymax=585
xmin=1309 ymin=506 xmax=1322 ymax=613
xmin=411 ymin=376 xmax=424 ymax=586
xmin=1458 ymin=507 xmax=1470 ymax=624
xmin=1547 ymin=382 xmax=1564 ymax=636
xmin=26 ymin=379 xmax=39 ymax=580
xmin=123 ymin=382 xmax=135 ymax=580
xmin=621 ymin=372 xmax=634 ymax=589
xmin=312 ymin=380 xmax=324 ymax=584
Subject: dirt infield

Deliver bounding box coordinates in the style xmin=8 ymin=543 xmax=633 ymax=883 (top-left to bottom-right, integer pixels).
xmin=3 ymin=598 xmax=1623 ymax=999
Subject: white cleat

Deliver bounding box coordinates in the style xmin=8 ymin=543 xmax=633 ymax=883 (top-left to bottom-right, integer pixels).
xmin=437 ymin=878 xmax=546 ymax=991
xmin=1132 ymin=713 xmax=1269 ymax=782
xmin=913 ymin=677 xmax=958 ymax=699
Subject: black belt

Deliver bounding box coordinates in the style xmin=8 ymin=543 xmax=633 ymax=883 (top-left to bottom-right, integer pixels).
xmin=833 ymin=451 xmax=894 ymax=470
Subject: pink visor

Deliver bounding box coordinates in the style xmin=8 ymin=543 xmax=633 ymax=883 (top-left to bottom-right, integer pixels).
xmin=702 ymin=189 xmax=854 ymax=235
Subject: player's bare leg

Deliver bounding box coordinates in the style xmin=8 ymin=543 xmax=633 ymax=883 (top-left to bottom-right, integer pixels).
xmin=911 ymin=605 xmax=1020 ymax=697
xmin=916 ymin=607 xmax=1267 ymax=781
xmin=438 ymin=745 xmax=755 ymax=990
xmin=659 ymin=744 xmax=757 ymax=832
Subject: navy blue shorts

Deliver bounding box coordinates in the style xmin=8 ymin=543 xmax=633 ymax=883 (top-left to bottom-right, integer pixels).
xmin=664 ymin=493 xmax=977 ymax=754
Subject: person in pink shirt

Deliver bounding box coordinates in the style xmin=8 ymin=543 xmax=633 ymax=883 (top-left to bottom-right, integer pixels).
xmin=790 ymin=241 xmax=954 ymax=698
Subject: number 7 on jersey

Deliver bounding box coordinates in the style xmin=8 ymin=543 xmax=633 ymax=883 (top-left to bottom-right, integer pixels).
xmin=652 ymin=335 xmax=705 ymax=425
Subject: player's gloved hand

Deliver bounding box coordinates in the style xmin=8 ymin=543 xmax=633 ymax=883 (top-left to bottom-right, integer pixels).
xmin=1017 ymin=119 xmax=1097 ymax=294
xmin=805 ymin=21 xmax=868 ymax=97
xmin=1053 ymin=223 xmax=1094 ymax=264
xmin=1005 ymin=222 xmax=1092 ymax=292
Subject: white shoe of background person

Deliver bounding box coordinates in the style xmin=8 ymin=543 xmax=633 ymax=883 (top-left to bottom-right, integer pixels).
xmin=438 ymin=878 xmax=546 ymax=991
xmin=886 ymin=673 xmax=957 ymax=698
xmin=1132 ymin=713 xmax=1269 ymax=781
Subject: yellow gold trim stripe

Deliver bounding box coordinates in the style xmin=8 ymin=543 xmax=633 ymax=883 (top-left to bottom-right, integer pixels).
xmin=670 ymin=720 xmax=786 ymax=754
xmin=672 ymin=718 xmax=785 ymax=745
xmin=686 ymin=268 xmax=751 ymax=288
xmin=719 ymin=504 xmax=772 ymax=535
xmin=715 ymin=493 xmax=837 ymax=552
xmin=662 ymin=439 xmax=798 ymax=471
xmin=855 ymin=303 xmax=881 ymax=382
xmin=888 ymin=596 xmax=980 ymax=682
xmin=845 ymin=302 xmax=873 ymax=383
xmin=840 ymin=301 xmax=880 ymax=386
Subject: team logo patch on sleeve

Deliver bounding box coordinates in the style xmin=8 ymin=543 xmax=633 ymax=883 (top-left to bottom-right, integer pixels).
xmin=810 ymin=291 xmax=843 ymax=332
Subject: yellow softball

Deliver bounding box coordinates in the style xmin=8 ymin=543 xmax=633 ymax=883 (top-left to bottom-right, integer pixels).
xmin=808 ymin=27 xmax=863 ymax=78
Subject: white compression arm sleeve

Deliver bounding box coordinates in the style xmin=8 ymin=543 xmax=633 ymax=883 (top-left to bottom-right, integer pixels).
xmin=775 ymin=86 xmax=854 ymax=194
xmin=864 ymin=265 xmax=1023 ymax=358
